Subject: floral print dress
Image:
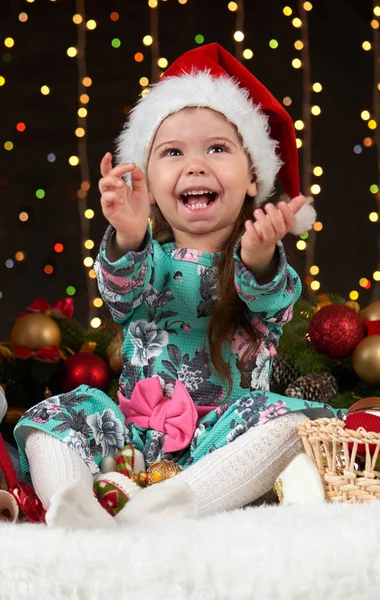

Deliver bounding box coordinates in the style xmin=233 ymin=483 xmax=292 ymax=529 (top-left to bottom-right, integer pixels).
xmin=14 ymin=224 xmax=337 ymax=477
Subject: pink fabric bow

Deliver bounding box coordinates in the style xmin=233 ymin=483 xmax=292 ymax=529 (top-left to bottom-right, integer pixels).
xmin=118 ymin=376 xmax=206 ymax=453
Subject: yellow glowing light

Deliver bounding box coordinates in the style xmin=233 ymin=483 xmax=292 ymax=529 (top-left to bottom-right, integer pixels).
xmin=82 ymin=77 xmax=92 ymax=87
xmin=294 ymin=120 xmax=304 ymax=130
xmin=88 ymin=269 xmax=97 ymax=279
xmin=73 ymin=14 xmax=83 ymax=24
xmin=312 ymin=82 xmax=322 ymax=92
xmin=292 ymin=58 xmax=302 ymax=69
xmin=148 ymin=0 xmax=158 ymax=6
xmin=157 ymin=57 xmax=168 ymax=68
xmin=234 ymin=31 xmax=245 ymax=42
xmin=368 ymin=119 xmax=377 ymax=129
xmin=294 ymin=40 xmax=304 ymax=50
xmin=228 ymin=1 xmax=238 ymax=10
xmin=283 ymin=6 xmax=292 ymax=16
xmin=296 ymin=138 xmax=302 ymax=149
xmin=90 ymin=318 xmax=102 ymax=329
xmin=314 ymin=221 xmax=323 ymax=231
xmin=86 ymin=19 xmax=97 ymax=30
xmin=0 ymin=76 xmax=5 ymax=86
xmin=93 ymin=298 xmax=103 ymax=308
xmin=78 ymin=107 xmax=87 ymax=117
xmin=40 ymin=85 xmax=50 ymax=95
xmin=139 ymin=76 xmax=149 ymax=86
xmin=296 ymin=240 xmax=307 ymax=250
xmin=141 ymin=88 xmax=150 ymax=98
xmin=311 ymin=184 xmax=321 ymax=194
xmin=143 ymin=35 xmax=153 ymax=46
xmin=85 ymin=239 xmax=95 ymax=249
xmin=69 ymin=156 xmax=79 ymax=166
xmin=303 ymin=1 xmax=313 ymax=10
xmin=4 ymin=38 xmax=14 ymax=48
xmin=243 ymin=49 xmax=254 ymax=59
xmin=371 ymin=19 xmax=379 ymax=29
xmin=310 ymin=265 xmax=319 ymax=275
xmin=80 ymin=93 xmax=90 ymax=104
xmin=84 ymin=257 xmax=94 ymax=267
xmin=178 ymin=0 xmax=188 ymax=3
xmin=15 ymin=251 xmax=25 ymax=262
xmin=313 ymin=166 xmax=323 ymax=176
xmin=310 ymin=281 xmax=320 ymax=291
xmin=26 ymin=0 xmax=35 ymax=2
xmin=311 ymin=105 xmax=321 ymax=115
xmin=375 ymin=6 xmax=380 ymax=17
xmin=359 ymin=278 xmax=369 ymax=288
xmin=4 ymin=141 xmax=14 ymax=150
xmin=75 ymin=127 xmax=85 ymax=137
xmin=84 ymin=209 xmax=94 ymax=219
xmin=292 ymin=18 xmax=302 ymax=28
xmin=361 ymin=110 xmax=370 ymax=120
xmin=362 ymin=41 xmax=372 ymax=51
xmin=373 ymin=271 xmax=380 ymax=281
xmin=369 ymin=212 xmax=379 ymax=222
xmin=19 ymin=212 xmax=29 ymax=222
xmin=349 ymin=290 xmax=359 ymax=301
xmin=67 ymin=47 xmax=78 ymax=57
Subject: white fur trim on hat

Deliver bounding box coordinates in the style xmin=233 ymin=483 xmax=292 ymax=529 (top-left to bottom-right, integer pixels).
xmin=116 ymin=70 xmax=282 ymax=205
xmin=287 ymin=196 xmax=317 ymax=235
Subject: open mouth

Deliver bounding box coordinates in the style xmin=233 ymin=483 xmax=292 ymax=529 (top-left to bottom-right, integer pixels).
xmin=180 ymin=189 xmax=218 ymax=211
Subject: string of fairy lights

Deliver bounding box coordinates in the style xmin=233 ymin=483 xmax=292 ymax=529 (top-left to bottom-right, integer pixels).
xmin=1 ymin=0 xmax=379 ymax=327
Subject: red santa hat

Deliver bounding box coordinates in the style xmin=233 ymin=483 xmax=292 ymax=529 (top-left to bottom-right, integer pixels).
xmin=117 ymin=42 xmax=316 ymax=235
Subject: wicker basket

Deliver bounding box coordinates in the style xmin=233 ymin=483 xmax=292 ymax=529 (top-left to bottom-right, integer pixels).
xmin=297 ymin=417 xmax=380 ymax=503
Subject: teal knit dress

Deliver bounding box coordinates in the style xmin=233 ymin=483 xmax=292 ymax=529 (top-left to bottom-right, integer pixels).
xmin=14 ymin=224 xmax=338 ymax=477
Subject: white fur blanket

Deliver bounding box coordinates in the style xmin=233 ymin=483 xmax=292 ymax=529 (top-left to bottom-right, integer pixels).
xmin=1 ymin=502 xmax=379 ymax=600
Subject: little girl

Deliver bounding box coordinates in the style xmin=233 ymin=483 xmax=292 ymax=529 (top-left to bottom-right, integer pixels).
xmin=14 ymin=43 xmax=333 ymax=528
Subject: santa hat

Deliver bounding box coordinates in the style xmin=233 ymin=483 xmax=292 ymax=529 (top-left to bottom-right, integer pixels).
xmin=117 ymin=42 xmax=316 ymax=235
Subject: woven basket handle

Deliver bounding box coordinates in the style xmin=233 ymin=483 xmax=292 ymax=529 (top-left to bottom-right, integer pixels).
xmin=347 ymin=397 xmax=380 ymax=414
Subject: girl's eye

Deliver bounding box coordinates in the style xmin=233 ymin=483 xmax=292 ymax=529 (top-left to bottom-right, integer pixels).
xmin=163 ymin=148 xmax=182 ymax=157
xmin=208 ymin=144 xmax=228 ymax=154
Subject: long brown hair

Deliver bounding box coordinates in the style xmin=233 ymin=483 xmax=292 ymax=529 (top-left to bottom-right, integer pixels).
xmin=151 ymin=195 xmax=260 ymax=397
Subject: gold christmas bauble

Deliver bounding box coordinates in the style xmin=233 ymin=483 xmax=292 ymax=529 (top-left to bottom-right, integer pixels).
xmin=361 ymin=300 xmax=380 ymax=322
xmin=106 ymin=334 xmax=123 ymax=373
xmin=11 ymin=313 xmax=62 ymax=350
xmin=352 ymin=335 xmax=380 ymax=384
xmin=133 ymin=460 xmax=182 ymax=487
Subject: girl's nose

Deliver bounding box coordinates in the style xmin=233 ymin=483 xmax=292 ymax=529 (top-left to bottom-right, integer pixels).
xmin=186 ymin=163 xmax=206 ymax=175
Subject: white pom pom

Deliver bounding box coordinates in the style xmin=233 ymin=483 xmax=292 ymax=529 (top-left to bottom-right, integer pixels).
xmin=289 ymin=196 xmax=317 ymax=236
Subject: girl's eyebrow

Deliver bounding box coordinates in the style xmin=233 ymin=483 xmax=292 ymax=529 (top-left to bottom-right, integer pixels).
xmin=153 ymin=140 xmax=182 ymax=153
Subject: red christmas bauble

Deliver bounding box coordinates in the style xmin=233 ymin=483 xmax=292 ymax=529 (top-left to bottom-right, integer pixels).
xmin=61 ymin=352 xmax=111 ymax=392
xmin=309 ymin=304 xmax=365 ymax=359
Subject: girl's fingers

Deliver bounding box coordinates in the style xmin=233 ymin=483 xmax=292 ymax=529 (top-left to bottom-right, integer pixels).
xmin=99 ymin=175 xmax=125 ymax=194
xmin=100 ymin=190 xmax=124 ymax=208
xmin=131 ymin=165 xmax=148 ymax=194
xmin=244 ymin=220 xmax=262 ymax=246
xmin=100 ymin=152 xmax=113 ymax=178
xmin=254 ymin=208 xmax=276 ymax=242
xmin=264 ymin=203 xmax=286 ymax=237
xmin=277 ymin=202 xmax=297 ymax=230
xmin=286 ymin=195 xmax=306 ymax=215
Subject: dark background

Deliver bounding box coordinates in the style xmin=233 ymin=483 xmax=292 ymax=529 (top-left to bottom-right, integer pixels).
xmin=0 ymin=0 xmax=378 ymax=339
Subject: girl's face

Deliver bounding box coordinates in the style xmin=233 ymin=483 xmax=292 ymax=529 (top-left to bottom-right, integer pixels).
xmin=147 ymin=107 xmax=257 ymax=251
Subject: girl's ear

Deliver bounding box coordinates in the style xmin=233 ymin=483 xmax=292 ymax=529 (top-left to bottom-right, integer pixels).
xmin=247 ymin=179 xmax=257 ymax=198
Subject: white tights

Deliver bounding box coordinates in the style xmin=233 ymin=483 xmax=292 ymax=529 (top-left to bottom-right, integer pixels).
xmin=24 ymin=412 xmax=304 ymax=528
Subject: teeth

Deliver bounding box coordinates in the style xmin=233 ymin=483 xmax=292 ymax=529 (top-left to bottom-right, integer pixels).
xmin=189 ymin=203 xmax=208 ymax=210
xmin=183 ymin=190 xmax=214 ymax=196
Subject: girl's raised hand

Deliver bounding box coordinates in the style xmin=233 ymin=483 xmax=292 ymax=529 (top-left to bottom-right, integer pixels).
xmin=99 ymin=152 xmax=151 ymax=245
xmin=241 ymin=195 xmax=306 ymax=270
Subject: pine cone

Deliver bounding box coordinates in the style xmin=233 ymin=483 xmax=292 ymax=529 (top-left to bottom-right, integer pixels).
xmin=285 ymin=372 xmax=338 ymax=403
xmin=270 ymin=355 xmax=300 ymax=388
